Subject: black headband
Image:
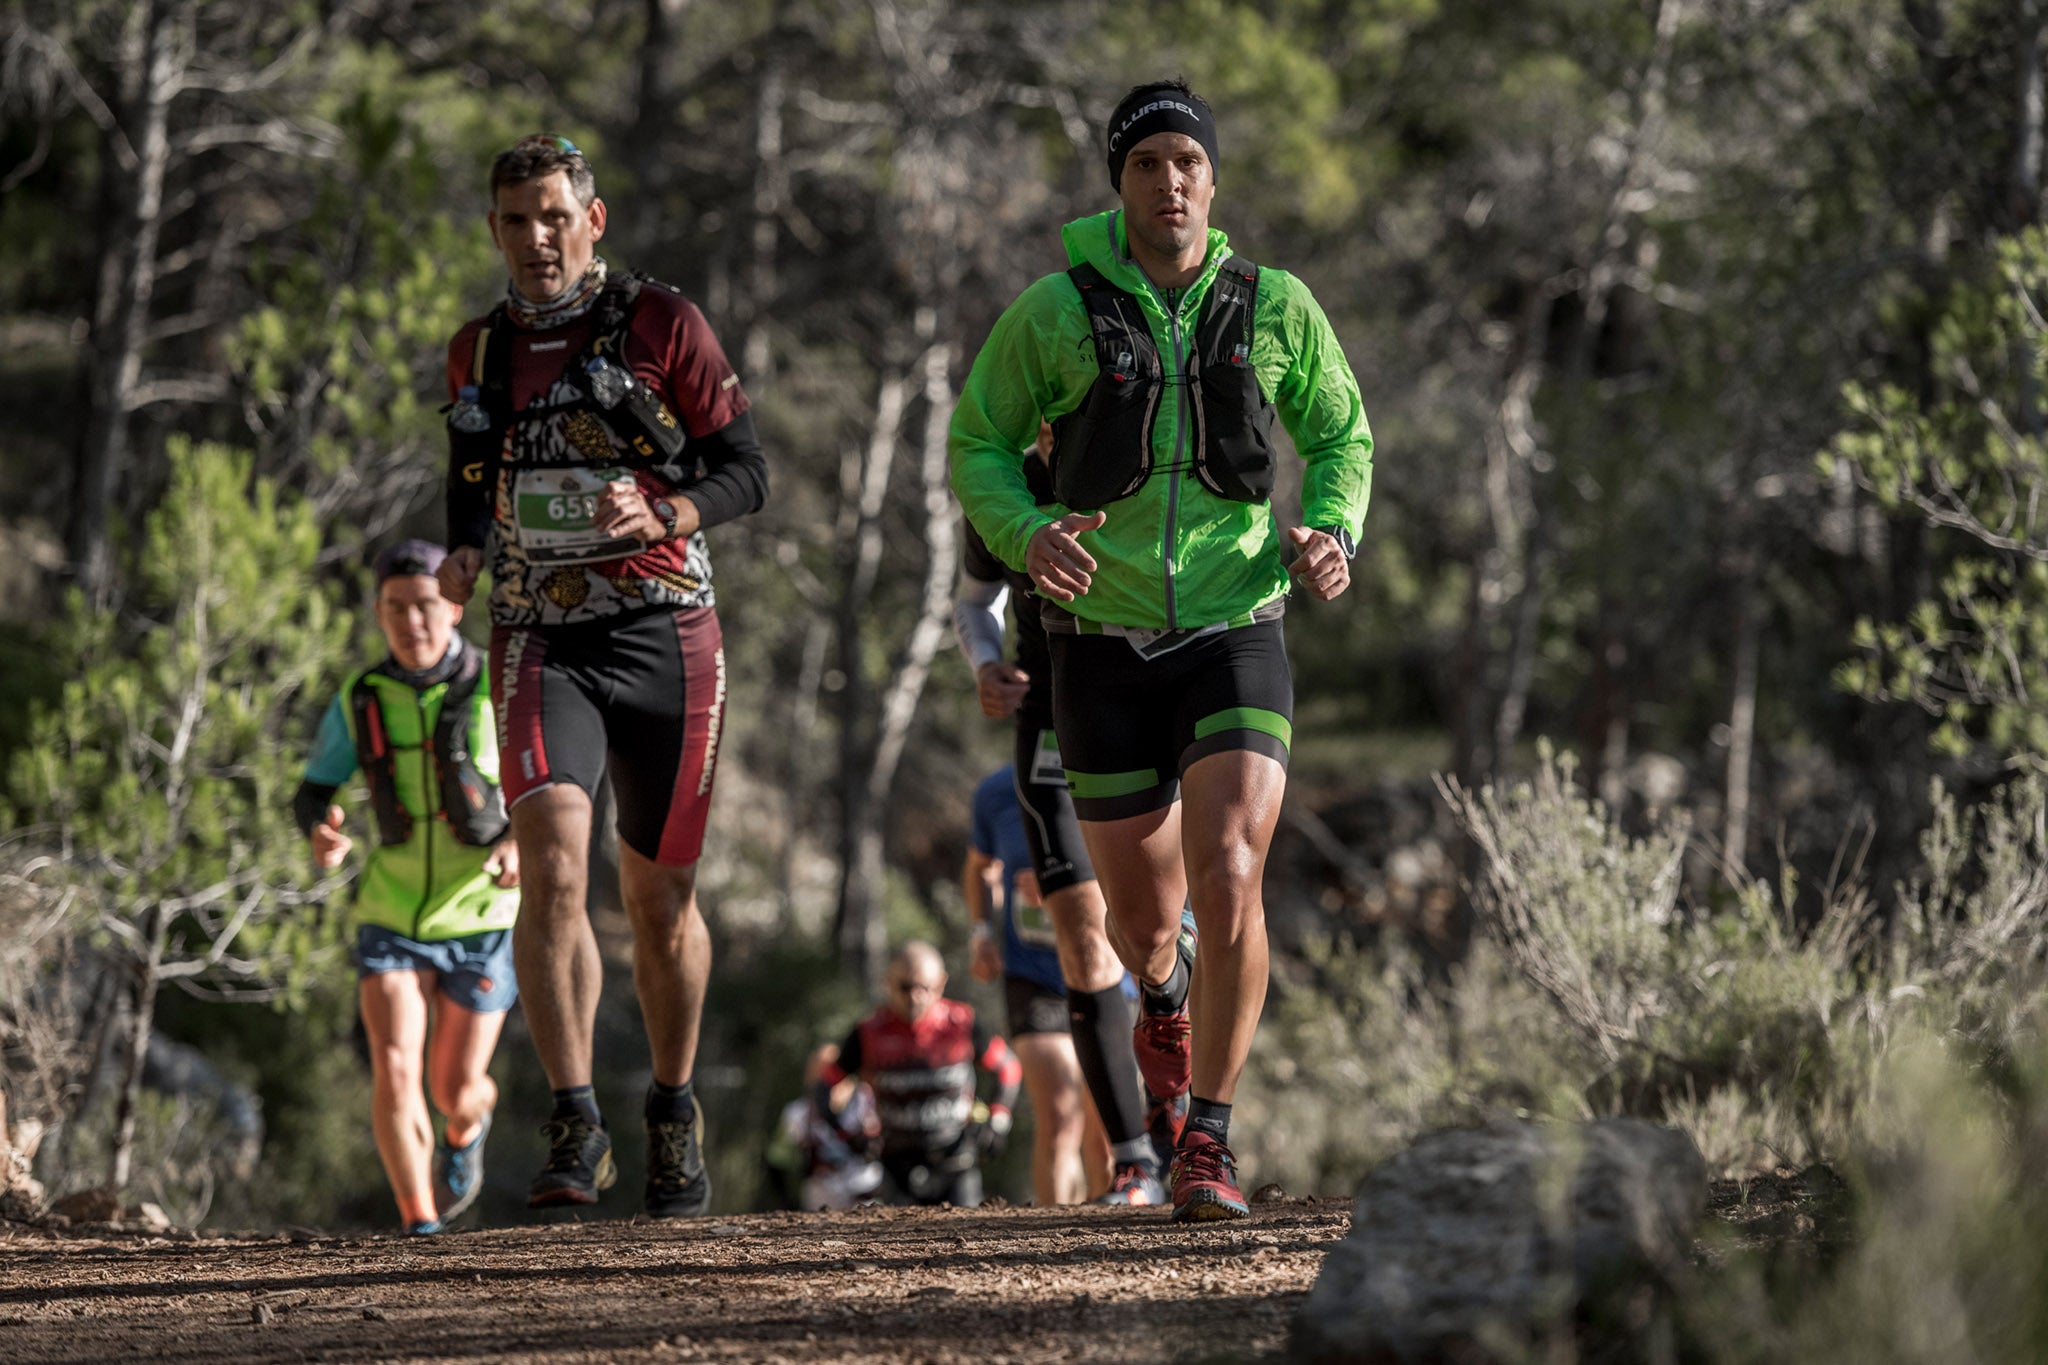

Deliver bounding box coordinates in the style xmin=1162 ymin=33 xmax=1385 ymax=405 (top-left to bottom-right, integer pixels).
xmin=1106 ymin=89 xmax=1219 ymax=191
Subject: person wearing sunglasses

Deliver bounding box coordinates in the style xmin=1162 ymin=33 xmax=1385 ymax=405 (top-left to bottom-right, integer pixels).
xmin=815 ymin=941 xmax=1023 ymax=1208
xmin=437 ymin=133 xmax=769 ymax=1219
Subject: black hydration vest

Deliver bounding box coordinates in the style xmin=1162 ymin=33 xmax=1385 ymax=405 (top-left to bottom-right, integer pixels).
xmin=446 ymin=272 xmax=690 ymax=491
xmin=1047 ymin=256 xmax=1276 ymax=511
xmin=348 ymin=649 xmax=509 ymax=849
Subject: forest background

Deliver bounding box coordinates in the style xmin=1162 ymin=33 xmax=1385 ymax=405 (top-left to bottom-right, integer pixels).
xmin=5 ymin=0 xmax=2048 ymax=1352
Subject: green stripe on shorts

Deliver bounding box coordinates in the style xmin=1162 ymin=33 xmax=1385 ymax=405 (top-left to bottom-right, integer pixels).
xmin=1193 ymin=707 xmax=1292 ymax=750
xmin=1066 ymin=767 xmax=1161 ymax=800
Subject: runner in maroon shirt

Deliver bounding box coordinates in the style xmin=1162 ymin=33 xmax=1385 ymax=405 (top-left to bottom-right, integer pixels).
xmin=437 ymin=133 xmax=767 ymax=1218
xmin=817 ymin=941 xmax=1023 ymax=1208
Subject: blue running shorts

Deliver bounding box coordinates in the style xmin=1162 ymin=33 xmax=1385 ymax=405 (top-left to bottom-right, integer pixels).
xmin=354 ymin=925 xmax=519 ymax=1013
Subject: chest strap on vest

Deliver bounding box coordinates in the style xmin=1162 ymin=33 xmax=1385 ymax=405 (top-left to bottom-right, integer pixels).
xmin=447 ymin=273 xmax=688 ymax=481
xmin=1048 ymin=263 xmax=1162 ymax=509
xmin=349 ymin=677 xmax=412 ymax=847
xmin=348 ymin=652 xmax=510 ymax=850
xmin=1049 ymin=256 xmax=1274 ymax=510
xmin=431 ymin=649 xmax=509 ymax=847
xmin=1186 ymin=256 xmax=1275 ymax=504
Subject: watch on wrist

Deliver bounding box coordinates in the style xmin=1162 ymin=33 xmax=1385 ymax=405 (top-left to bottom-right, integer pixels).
xmin=653 ymin=498 xmax=679 ymax=542
xmin=1316 ymin=524 xmax=1357 ymax=559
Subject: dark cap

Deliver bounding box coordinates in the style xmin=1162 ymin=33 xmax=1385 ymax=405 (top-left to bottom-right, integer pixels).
xmin=1106 ymin=81 xmax=1218 ymax=192
xmin=372 ymin=539 xmax=448 ymax=586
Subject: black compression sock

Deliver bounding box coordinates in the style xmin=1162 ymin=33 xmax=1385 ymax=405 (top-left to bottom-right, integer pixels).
xmin=1141 ymin=949 xmax=1189 ymax=1017
xmin=1186 ymin=1097 xmax=1231 ymax=1145
xmin=1068 ymin=983 xmax=1149 ymax=1147
xmin=552 ymin=1086 xmax=601 ymax=1125
xmin=645 ymin=1078 xmax=696 ymax=1124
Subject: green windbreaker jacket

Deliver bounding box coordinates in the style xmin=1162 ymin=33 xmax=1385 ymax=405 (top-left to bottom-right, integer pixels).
xmin=949 ymin=209 xmax=1373 ymax=631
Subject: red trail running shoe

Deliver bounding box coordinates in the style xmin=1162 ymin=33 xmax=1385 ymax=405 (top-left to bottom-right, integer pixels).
xmin=1169 ymin=1130 xmax=1249 ymax=1223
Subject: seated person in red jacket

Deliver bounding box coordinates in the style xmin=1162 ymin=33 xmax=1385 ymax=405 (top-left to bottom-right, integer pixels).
xmin=817 ymin=941 xmax=1022 ymax=1207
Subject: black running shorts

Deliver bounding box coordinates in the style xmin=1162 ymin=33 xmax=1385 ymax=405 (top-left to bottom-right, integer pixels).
xmin=1048 ymin=621 xmax=1293 ymax=822
xmin=491 ymin=606 xmax=728 ymax=866
xmin=1004 ymin=974 xmax=1072 ymax=1038
xmin=1011 ymin=705 xmax=1095 ymax=895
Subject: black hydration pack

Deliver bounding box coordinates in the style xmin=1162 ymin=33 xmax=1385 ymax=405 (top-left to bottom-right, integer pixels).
xmin=348 ymin=650 xmax=509 ymax=849
xmin=1048 ymin=256 xmax=1276 ymax=510
xmin=446 ymin=272 xmax=690 ymax=493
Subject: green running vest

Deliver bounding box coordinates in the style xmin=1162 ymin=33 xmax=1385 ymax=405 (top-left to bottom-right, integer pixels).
xmin=342 ymin=656 xmax=516 ymax=942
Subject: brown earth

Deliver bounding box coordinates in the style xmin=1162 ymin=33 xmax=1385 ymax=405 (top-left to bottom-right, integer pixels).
xmin=0 ymin=1170 xmax=1845 ymax=1364
xmin=0 ymin=1197 xmax=1350 ymax=1365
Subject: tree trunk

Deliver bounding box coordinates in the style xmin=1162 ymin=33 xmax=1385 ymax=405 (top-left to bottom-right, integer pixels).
xmin=1460 ymin=287 xmax=1547 ymax=785
xmin=850 ymin=340 xmax=958 ymax=990
xmin=108 ymin=903 xmax=169 ymax=1194
xmin=1451 ymin=553 xmax=1492 ymax=785
xmin=72 ymin=0 xmax=180 ymax=601
xmin=53 ymin=969 xmax=122 ymax=1177
xmin=778 ymin=616 xmax=831 ymax=924
xmin=1723 ymin=564 xmax=1760 ymax=875
xmin=2011 ymin=0 xmax=2045 ymax=229
xmin=1498 ymin=0 xmax=1682 ymax=774
xmin=744 ymin=52 xmax=788 ymax=386
xmin=1589 ymin=623 xmax=1630 ymax=810
xmin=832 ymin=368 xmax=912 ymax=980
xmin=627 ymin=0 xmax=692 ymax=248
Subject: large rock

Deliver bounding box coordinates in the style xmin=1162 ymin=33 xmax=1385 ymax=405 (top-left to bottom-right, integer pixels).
xmin=1294 ymin=1118 xmax=1706 ymax=1363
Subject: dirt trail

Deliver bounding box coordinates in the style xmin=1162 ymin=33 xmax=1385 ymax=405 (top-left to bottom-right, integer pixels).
xmin=0 ymin=1197 xmax=1351 ymax=1364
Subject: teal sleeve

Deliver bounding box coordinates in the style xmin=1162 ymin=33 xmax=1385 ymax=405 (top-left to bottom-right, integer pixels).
xmin=948 ymin=275 xmax=1080 ymax=571
xmin=303 ymin=694 xmax=358 ymax=787
xmin=1266 ymin=271 xmax=1373 ymax=538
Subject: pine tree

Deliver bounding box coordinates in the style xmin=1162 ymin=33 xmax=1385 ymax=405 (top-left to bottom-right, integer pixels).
xmin=4 ymin=439 xmax=354 ymax=1194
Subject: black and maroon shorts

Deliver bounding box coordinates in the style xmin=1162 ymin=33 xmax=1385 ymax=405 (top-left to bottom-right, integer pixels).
xmin=491 ymin=606 xmax=727 ymax=867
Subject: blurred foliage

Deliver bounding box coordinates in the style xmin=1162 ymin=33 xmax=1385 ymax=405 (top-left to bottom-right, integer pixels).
xmin=1 ymin=0 xmax=2047 ymax=1310
xmin=4 ymin=440 xmax=353 ymax=1004
xmin=1829 ymin=227 xmax=2048 ymax=765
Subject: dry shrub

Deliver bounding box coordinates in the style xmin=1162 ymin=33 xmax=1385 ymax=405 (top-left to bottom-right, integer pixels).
xmin=0 ymin=834 xmax=90 ymax=1137
xmin=1243 ymin=753 xmax=2048 ymax=1200
xmin=1439 ymin=752 xmax=2048 ymax=1173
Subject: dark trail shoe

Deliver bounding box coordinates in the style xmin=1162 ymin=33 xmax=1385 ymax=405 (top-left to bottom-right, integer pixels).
xmin=528 ymin=1113 xmax=617 ymax=1208
xmin=645 ymin=1110 xmax=711 ymax=1218
xmin=1169 ymin=1130 xmax=1249 ymax=1223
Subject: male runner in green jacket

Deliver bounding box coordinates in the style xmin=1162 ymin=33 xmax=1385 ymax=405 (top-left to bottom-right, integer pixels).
xmin=950 ymin=78 xmax=1372 ymax=1222
xmin=295 ymin=540 xmax=520 ymax=1233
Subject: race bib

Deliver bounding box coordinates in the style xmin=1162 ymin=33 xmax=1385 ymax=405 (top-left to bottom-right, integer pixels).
xmin=1026 ymin=728 xmax=1068 ymax=787
xmin=512 ymin=467 xmax=643 ymax=565
xmin=1011 ymin=897 xmax=1060 ymax=948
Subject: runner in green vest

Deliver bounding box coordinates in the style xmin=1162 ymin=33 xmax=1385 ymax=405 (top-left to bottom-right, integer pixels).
xmin=293 ymin=540 xmax=520 ymax=1234
xmin=951 ymin=79 xmax=1373 ymax=1223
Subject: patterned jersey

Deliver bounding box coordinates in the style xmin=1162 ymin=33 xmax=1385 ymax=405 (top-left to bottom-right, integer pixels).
xmin=446 ymin=283 xmax=752 ymax=626
xmin=823 ymin=998 xmax=1021 ymax=1160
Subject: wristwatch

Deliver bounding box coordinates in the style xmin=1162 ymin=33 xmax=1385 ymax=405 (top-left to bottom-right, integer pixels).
xmin=652 ymin=498 xmax=679 ymax=542
xmin=1315 ymin=524 xmax=1357 ymax=559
